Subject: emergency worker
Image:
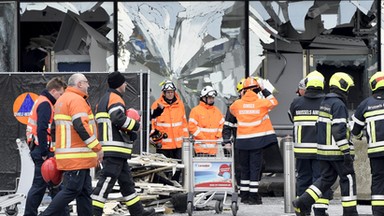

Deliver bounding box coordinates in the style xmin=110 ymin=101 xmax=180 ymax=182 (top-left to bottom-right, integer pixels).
xmin=223 ymin=78 xmax=245 ymax=185
xmin=293 ymin=72 xmax=358 ymax=216
xmin=297 ymin=78 xmax=306 ymax=96
xmin=288 ymin=71 xmax=331 ymax=216
xmin=229 ymin=77 xmax=278 ymax=205
xmin=40 ymin=73 xmax=104 ymax=216
xmin=24 ymin=77 xmax=67 ymax=216
xmin=188 ymin=86 xmax=224 ymax=155
xmin=351 ymin=71 xmax=384 ymax=216
xmin=150 ymin=80 xmax=188 ymax=180
xmin=92 ymin=71 xmax=155 ymax=216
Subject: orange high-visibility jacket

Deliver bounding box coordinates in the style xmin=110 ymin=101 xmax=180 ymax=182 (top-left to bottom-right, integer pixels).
xmin=54 ymin=86 xmax=102 ymax=170
xmin=188 ymin=101 xmax=224 ymax=155
xmin=26 ymin=95 xmax=53 ymax=145
xmin=230 ymin=90 xmax=278 ymax=150
xmin=151 ymin=92 xmax=188 ymax=149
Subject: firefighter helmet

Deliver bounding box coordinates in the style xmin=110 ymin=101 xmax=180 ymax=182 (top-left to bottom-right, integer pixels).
xmin=305 ymin=70 xmax=324 ymax=89
xmin=160 ymin=80 xmax=176 ymax=92
xmin=41 ymin=157 xmax=63 ymax=186
xmin=200 ymin=86 xmax=217 ymax=97
xmin=236 ymin=78 xmax=246 ymax=92
xmin=126 ymin=108 xmax=141 ymax=121
xmin=369 ymin=71 xmax=384 ymax=91
xmin=243 ymin=77 xmax=259 ymax=90
xmin=329 ymin=72 xmax=354 ymax=92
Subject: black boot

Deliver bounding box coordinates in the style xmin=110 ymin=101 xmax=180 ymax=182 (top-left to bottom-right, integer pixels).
xmin=313 ymin=207 xmax=329 ymax=216
xmin=248 ymin=192 xmax=262 ymax=205
xmin=292 ymin=198 xmax=310 ymax=216
xmin=240 ymin=191 xmax=249 ymax=204
xmin=142 ymin=207 xmax=156 ymax=216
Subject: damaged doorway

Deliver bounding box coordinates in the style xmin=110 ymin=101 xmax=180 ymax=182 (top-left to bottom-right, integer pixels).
xmin=307 ymin=51 xmax=374 ymax=111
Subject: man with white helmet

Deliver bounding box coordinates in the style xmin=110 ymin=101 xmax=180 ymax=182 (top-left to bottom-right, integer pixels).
xmin=188 ymin=86 xmax=224 ymax=156
xmin=150 ymin=80 xmax=188 ymax=181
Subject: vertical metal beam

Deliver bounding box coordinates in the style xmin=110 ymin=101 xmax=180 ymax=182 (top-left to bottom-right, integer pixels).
xmin=245 ymin=0 xmax=250 ymax=77
xmin=114 ymin=0 xmax=118 ymax=72
xmin=17 ymin=0 xmax=20 ymax=72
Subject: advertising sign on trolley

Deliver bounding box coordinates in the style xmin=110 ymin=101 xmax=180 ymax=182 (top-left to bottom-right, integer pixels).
xmin=193 ymin=162 xmax=232 ymax=189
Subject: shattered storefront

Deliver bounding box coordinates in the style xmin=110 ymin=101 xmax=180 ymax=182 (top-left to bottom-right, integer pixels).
xmin=0 ymin=1 xmax=380 ymax=195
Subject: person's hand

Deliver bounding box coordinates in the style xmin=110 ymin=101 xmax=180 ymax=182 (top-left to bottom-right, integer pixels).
xmin=343 ymin=154 xmax=354 ymax=175
xmin=96 ymin=150 xmax=104 ymax=163
xmin=151 ymin=103 xmax=164 ymax=119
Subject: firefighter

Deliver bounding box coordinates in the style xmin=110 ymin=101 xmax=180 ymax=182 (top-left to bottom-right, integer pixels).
xmin=288 ymin=71 xmax=331 ymax=216
xmin=222 ymin=78 xmax=245 ymax=186
xmin=351 ymin=71 xmax=384 ymax=216
xmin=292 ymin=72 xmax=358 ymax=216
xmin=24 ymin=77 xmax=68 ymax=216
xmin=92 ymin=71 xmax=155 ymax=216
xmin=150 ymin=80 xmax=188 ymax=181
xmin=229 ymin=76 xmax=278 ymax=205
xmin=188 ymin=86 xmax=224 ymax=156
xmin=40 ymin=73 xmax=104 ymax=216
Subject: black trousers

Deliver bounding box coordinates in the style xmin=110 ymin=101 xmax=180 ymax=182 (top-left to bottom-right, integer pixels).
xmin=370 ymin=157 xmax=384 ymax=216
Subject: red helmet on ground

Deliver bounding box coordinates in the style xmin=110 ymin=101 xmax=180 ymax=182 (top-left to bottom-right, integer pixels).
xmin=41 ymin=157 xmax=63 ymax=186
xmin=126 ymin=108 xmax=141 ymax=121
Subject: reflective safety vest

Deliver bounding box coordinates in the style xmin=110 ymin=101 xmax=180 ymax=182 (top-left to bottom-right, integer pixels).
xmin=95 ymin=89 xmax=138 ymax=159
xmin=151 ymin=92 xmax=188 ymax=149
xmin=352 ymin=93 xmax=384 ymax=158
xmin=54 ymin=86 xmax=102 ymax=171
xmin=229 ymin=89 xmax=278 ymax=150
xmin=317 ymin=93 xmax=354 ymax=161
xmin=289 ymin=89 xmax=325 ymax=159
xmin=26 ymin=95 xmax=53 ymax=146
xmin=188 ymin=101 xmax=224 ymax=155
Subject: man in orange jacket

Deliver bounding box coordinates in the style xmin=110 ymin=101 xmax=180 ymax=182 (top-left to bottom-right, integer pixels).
xmin=40 ymin=73 xmax=103 ymax=216
xmin=150 ymin=80 xmax=188 ymax=181
xmin=230 ymin=77 xmax=278 ymax=205
xmin=188 ymin=86 xmax=224 ymax=156
xmin=24 ymin=77 xmax=67 ymax=216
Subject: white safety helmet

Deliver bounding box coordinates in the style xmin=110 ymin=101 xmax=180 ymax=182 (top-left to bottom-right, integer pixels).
xmin=200 ymin=86 xmax=217 ymax=98
xmin=161 ymin=80 xmax=176 ymax=92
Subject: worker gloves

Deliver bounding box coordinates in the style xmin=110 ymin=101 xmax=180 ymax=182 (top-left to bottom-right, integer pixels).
xmin=151 ymin=103 xmax=164 ymax=119
xmin=343 ymin=153 xmax=355 ymax=175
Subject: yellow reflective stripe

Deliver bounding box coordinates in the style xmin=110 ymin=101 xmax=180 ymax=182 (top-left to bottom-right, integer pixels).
xmin=297 ymin=125 xmax=302 ymax=143
xmin=317 ymin=150 xmax=343 ymax=156
xmin=92 ymin=200 xmax=104 ymax=208
xmin=89 ymin=114 xmax=94 ymax=119
xmin=127 ymin=119 xmax=136 ymax=130
xmin=294 ymin=207 xmax=301 ymax=213
xmin=103 ymin=122 xmax=107 ymax=141
xmin=95 ymin=112 xmax=109 ymax=119
xmin=293 ymin=116 xmax=318 ymax=121
xmin=316 ymin=198 xmax=329 ymax=205
xmin=339 ymin=144 xmax=349 ymax=152
xmin=125 ymin=196 xmax=140 ymax=206
xmin=342 ymin=200 xmax=357 ymax=207
xmin=294 ymin=148 xmax=317 ymax=154
xmin=368 ymin=146 xmax=384 ymax=154
xmin=306 ymin=189 xmax=319 ymax=201
xmin=371 ymin=121 xmax=376 ymax=143
xmin=60 ymin=125 xmax=65 ymax=149
xmin=319 ymin=111 xmax=332 ymax=118
xmin=364 ymin=109 xmax=384 ymax=118
xmin=56 ymin=152 xmax=97 ymax=159
xmin=103 ymin=146 xmax=132 ymax=154
xmin=372 ymin=200 xmax=384 ymax=206
xmin=326 ymin=123 xmax=331 ymax=145
xmin=54 ymin=114 xmax=72 ymax=121
xmin=88 ymin=139 xmax=99 ymax=149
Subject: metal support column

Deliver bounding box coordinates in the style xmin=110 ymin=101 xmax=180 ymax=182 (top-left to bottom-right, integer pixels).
xmin=283 ymin=135 xmax=295 ymax=213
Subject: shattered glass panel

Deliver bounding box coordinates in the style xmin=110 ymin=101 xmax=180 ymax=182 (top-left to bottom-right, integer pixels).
xmin=20 ymin=2 xmax=114 ymax=72
xmin=0 ymin=2 xmax=16 ymax=72
xmin=119 ymin=2 xmax=246 ymax=112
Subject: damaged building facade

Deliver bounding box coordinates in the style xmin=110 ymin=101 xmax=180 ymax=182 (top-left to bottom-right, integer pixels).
xmin=0 ymin=0 xmax=380 ymax=202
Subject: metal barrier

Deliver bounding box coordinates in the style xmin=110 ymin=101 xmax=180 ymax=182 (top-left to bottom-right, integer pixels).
xmin=282 ymin=136 xmax=295 ymax=213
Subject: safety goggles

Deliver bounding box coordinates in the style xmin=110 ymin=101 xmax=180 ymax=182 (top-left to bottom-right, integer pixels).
xmin=206 ymin=90 xmax=217 ymax=97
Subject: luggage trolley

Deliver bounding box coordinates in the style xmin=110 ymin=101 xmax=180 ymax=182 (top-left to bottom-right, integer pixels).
xmin=183 ymin=138 xmax=238 ymax=216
